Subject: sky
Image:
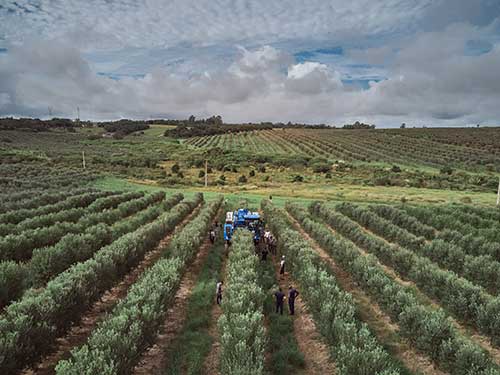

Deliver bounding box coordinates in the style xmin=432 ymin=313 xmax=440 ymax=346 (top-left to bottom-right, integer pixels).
xmin=0 ymin=0 xmax=500 ymax=127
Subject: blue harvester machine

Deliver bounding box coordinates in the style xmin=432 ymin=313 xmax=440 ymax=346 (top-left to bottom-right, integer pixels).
xmin=223 ymin=208 xmax=262 ymax=245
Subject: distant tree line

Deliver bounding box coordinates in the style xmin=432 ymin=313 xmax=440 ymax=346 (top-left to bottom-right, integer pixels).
xmin=342 ymin=121 xmax=376 ymax=129
xmin=0 ymin=118 xmax=77 ymax=131
xmin=98 ymin=120 xmax=150 ymax=136
xmin=164 ymin=115 xmax=331 ymax=138
xmin=2 ymin=116 xmax=368 ymax=136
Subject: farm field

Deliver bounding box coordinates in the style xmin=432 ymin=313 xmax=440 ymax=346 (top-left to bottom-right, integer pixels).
xmin=183 ymin=127 xmax=500 ymax=172
xmin=1 ymin=122 xmax=500 ymax=374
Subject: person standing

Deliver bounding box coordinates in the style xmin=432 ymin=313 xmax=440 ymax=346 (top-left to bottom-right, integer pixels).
xmin=209 ymin=229 xmax=216 ymax=244
xmin=274 ymin=287 xmax=286 ymax=315
xmin=288 ymin=286 xmax=299 ymax=315
xmin=270 ymin=236 xmax=277 ymax=255
xmin=261 ymin=247 xmax=269 ymax=261
xmin=216 ymin=281 xmax=223 ymax=305
xmin=279 ymin=255 xmax=286 ymax=278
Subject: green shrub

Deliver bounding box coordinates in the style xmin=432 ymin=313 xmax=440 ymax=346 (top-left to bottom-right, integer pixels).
xmin=263 ymin=200 xmax=399 ymax=375
xmin=56 ymin=197 xmax=222 ymax=374
xmin=218 ymin=231 xmax=265 ymax=375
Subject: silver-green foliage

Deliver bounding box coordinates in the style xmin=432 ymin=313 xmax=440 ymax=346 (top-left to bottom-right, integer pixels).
xmin=55 ymin=196 xmax=222 ymax=374
xmin=218 ymin=230 xmax=266 ymax=375
xmin=0 ymin=194 xmax=202 ymax=374
xmin=299 ymin=202 xmax=499 ymax=375
xmin=263 ymin=200 xmax=398 ymax=375
xmin=329 ymin=202 xmax=500 ymax=346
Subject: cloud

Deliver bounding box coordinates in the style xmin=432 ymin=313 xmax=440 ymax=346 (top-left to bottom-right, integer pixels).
xmin=1 ymin=2 xmax=500 ymax=126
xmin=286 ymin=62 xmax=343 ymax=94
xmin=0 ymin=1 xmax=434 ymax=51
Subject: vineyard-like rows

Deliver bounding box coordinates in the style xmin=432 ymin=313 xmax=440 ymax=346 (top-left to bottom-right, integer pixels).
xmin=0 ymin=192 xmax=204 ymax=372
xmin=184 ymin=128 xmax=500 ymax=171
xmin=3 ymin=182 xmax=500 ymax=374
xmin=285 ymin=199 xmax=500 ymax=374
xmin=57 ymin=196 xmax=222 ymax=373
xmin=263 ymin=200 xmax=400 ymax=374
xmin=0 ymin=191 xmax=182 ymax=307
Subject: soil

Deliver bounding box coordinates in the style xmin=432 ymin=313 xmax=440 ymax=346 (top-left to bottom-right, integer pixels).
xmin=20 ymin=205 xmax=201 ymax=375
xmin=275 ymin=256 xmax=336 ymax=374
xmin=202 ymin=245 xmax=229 ymax=375
xmin=132 ymin=237 xmax=214 ymax=375
xmin=287 ymin=212 xmax=447 ymax=375
xmin=357 ymin=222 xmax=500 ymax=366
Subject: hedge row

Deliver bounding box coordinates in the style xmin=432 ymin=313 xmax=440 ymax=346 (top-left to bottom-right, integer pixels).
xmin=0 ymin=191 xmax=142 ymax=236
xmin=0 ymin=191 xmax=147 ymax=261
xmin=402 ymin=205 xmax=500 ymax=257
xmin=311 ymin=202 xmax=500 ymax=349
xmin=0 ymin=188 xmax=98 ymax=214
xmin=218 ymin=230 xmax=266 ymax=375
xmin=369 ymin=205 xmax=436 ymax=240
xmin=292 ymin=202 xmax=500 ymax=375
xmin=0 ymin=193 xmax=182 ymax=308
xmin=55 ymin=196 xmax=222 ymax=374
xmin=454 ymin=205 xmax=500 ymax=222
xmin=337 ymin=203 xmax=426 ymax=252
xmin=264 ymin=200 xmax=400 ymax=375
xmin=0 ymin=193 xmax=203 ymax=374
xmin=370 ymin=204 xmax=500 ymax=295
xmin=0 ymin=189 xmax=119 ymax=225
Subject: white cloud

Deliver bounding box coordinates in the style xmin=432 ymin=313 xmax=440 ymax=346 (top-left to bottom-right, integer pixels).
xmin=0 ymin=1 xmax=434 ymax=50
xmin=286 ymin=62 xmax=343 ymax=94
xmin=1 ymin=1 xmax=500 ymax=126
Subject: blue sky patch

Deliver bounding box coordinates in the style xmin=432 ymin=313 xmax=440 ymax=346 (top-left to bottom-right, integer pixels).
xmin=342 ymin=78 xmax=383 ymax=90
xmin=465 ymin=39 xmax=493 ymax=56
xmin=294 ymin=46 xmax=343 ymax=62
xmin=97 ymin=72 xmax=146 ymax=80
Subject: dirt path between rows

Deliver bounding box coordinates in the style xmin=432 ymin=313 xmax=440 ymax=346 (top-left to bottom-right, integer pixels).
xmin=132 ymin=236 xmax=214 ymax=375
xmin=287 ymin=213 xmax=447 ymax=375
xmin=21 ymin=205 xmax=201 ymax=375
xmin=274 ymin=255 xmax=336 ymax=374
xmin=202 ymin=245 xmax=229 ymax=375
xmin=355 ymin=221 xmax=500 ymax=366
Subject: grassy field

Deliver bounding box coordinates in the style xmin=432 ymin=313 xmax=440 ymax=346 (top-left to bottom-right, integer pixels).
xmin=94 ymin=176 xmax=498 ymax=207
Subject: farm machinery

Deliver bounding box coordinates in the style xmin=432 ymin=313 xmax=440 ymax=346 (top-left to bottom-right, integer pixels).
xmin=223 ymin=208 xmax=263 ymax=245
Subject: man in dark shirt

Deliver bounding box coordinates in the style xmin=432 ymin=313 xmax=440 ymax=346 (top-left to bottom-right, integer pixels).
xmin=261 ymin=247 xmax=269 ymax=261
xmin=288 ymin=286 xmax=299 ymax=315
xmin=274 ymin=288 xmax=286 ymax=315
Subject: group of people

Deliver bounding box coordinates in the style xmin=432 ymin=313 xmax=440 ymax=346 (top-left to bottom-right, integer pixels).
xmin=274 ymin=285 xmax=300 ymax=315
xmin=215 ymin=280 xmax=300 ymax=316
xmin=263 ymin=230 xmax=277 ymax=255
xmin=215 ymin=226 xmax=301 ymax=316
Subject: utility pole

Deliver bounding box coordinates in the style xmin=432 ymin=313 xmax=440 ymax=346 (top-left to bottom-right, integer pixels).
xmin=205 ymin=160 xmax=208 ymax=188
xmin=497 ymin=176 xmax=500 ymax=206
xmin=82 ymin=151 xmax=86 ymax=169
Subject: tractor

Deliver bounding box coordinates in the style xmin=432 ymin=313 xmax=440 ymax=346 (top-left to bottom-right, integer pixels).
xmin=223 ymin=208 xmax=263 ymax=245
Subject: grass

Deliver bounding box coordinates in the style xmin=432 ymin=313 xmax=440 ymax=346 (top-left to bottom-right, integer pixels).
xmin=258 ymin=256 xmax=305 ymax=374
xmin=161 ymin=213 xmax=226 ymax=375
xmin=93 ymin=176 xmax=499 ymax=207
